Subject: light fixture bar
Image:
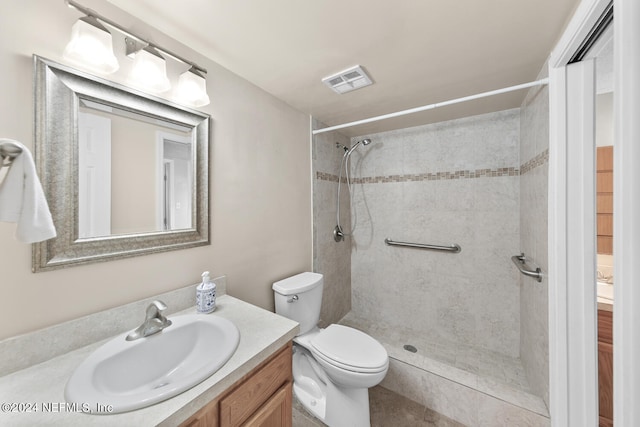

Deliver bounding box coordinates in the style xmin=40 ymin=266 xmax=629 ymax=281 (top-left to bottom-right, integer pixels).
xmin=65 ymin=0 xmax=207 ymax=75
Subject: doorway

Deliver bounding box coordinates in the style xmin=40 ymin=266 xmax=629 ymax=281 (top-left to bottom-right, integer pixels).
xmin=549 ymin=0 xmax=640 ymax=425
xmin=156 ymin=132 xmax=193 ymax=231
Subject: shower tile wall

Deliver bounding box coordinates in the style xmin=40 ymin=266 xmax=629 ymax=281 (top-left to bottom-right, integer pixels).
xmin=519 ymin=65 xmax=550 ymax=406
xmin=312 ymin=120 xmax=351 ymax=326
xmin=349 ymin=109 xmax=522 ymax=357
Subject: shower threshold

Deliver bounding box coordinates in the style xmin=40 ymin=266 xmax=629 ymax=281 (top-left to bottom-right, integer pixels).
xmin=339 ymin=312 xmax=549 ymax=419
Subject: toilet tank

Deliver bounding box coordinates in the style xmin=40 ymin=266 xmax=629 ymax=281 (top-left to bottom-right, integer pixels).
xmin=272 ymin=272 xmax=323 ymax=335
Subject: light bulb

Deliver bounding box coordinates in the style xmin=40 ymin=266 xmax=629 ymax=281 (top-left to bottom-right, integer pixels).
xmin=128 ymin=46 xmax=171 ymax=94
xmin=63 ymin=17 xmax=119 ymax=75
xmin=176 ymin=68 xmax=210 ymax=107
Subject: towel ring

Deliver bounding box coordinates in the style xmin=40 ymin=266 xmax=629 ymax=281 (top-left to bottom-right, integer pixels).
xmin=0 ymin=140 xmax=23 ymax=168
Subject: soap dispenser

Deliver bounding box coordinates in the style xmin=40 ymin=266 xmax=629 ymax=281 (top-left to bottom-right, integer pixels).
xmin=196 ymin=271 xmax=216 ymax=314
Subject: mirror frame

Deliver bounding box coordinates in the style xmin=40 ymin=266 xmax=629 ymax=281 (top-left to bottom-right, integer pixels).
xmin=32 ymin=56 xmax=210 ymax=272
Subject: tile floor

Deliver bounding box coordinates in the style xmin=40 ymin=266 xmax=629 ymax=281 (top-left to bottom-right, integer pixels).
xmin=340 ymin=312 xmax=530 ymax=391
xmin=292 ymin=385 xmax=464 ymax=427
xmin=338 ymin=313 xmax=548 ymax=417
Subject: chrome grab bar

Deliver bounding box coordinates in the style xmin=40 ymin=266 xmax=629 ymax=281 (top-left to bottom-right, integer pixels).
xmin=511 ymin=253 xmax=543 ymax=282
xmin=384 ymin=238 xmax=461 ymax=253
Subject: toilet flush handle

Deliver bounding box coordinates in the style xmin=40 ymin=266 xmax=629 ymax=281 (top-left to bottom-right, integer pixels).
xmin=287 ymin=295 xmax=299 ymax=303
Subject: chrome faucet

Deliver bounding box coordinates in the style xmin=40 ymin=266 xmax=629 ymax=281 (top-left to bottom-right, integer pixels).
xmin=126 ymin=300 xmax=173 ymax=341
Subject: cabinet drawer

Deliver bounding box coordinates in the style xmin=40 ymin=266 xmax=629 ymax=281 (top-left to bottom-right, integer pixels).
xmin=220 ymin=345 xmax=292 ymax=427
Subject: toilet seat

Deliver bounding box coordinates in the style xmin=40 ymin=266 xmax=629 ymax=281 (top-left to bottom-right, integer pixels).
xmin=309 ymin=325 xmax=388 ymax=373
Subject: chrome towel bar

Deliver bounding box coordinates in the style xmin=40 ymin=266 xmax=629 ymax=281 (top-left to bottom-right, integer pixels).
xmin=511 ymin=253 xmax=543 ymax=282
xmin=384 ymin=238 xmax=461 ymax=253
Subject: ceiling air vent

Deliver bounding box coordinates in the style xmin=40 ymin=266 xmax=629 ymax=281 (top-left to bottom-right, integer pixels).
xmin=322 ymin=65 xmax=373 ymax=94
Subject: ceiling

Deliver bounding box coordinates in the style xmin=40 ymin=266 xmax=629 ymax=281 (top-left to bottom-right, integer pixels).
xmin=105 ymin=0 xmax=580 ymax=137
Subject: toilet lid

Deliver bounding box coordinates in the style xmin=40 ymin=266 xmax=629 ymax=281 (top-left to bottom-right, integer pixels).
xmin=310 ymin=325 xmax=388 ymax=372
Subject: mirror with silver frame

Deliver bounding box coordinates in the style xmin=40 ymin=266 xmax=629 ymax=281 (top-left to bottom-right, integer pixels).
xmin=32 ymin=56 xmax=210 ymax=272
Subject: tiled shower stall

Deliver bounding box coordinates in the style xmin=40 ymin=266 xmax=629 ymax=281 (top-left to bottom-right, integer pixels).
xmin=312 ymin=68 xmax=550 ymax=426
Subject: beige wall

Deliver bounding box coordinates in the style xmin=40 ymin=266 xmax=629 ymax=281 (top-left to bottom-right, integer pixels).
xmin=107 ymin=112 xmax=158 ymax=235
xmin=0 ymin=0 xmax=312 ymax=340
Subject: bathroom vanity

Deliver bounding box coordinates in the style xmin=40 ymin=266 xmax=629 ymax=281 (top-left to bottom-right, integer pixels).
xmin=181 ymin=343 xmax=292 ymax=427
xmin=0 ymin=284 xmax=298 ymax=426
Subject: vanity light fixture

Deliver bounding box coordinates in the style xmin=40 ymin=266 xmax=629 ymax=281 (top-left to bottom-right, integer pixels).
xmin=175 ymin=67 xmax=211 ymax=108
xmin=128 ymin=41 xmax=172 ymax=94
xmin=64 ymin=0 xmax=210 ymax=106
xmin=63 ymin=16 xmax=119 ymax=75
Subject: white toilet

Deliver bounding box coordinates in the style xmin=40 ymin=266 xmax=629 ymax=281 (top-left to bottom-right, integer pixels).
xmin=273 ymin=272 xmax=388 ymax=427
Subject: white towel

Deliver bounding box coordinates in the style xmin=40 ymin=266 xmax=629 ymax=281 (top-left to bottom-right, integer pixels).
xmin=0 ymin=139 xmax=56 ymax=243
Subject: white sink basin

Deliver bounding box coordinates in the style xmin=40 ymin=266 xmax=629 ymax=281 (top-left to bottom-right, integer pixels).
xmin=65 ymin=313 xmax=240 ymax=414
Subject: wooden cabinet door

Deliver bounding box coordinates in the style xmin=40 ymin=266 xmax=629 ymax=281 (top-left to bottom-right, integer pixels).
xmin=243 ymin=381 xmax=292 ymax=427
xmin=598 ymin=341 xmax=613 ymax=427
xmin=220 ymin=345 xmax=292 ymax=427
xmin=181 ymin=397 xmax=219 ymax=427
xmin=178 ymin=343 xmax=292 ymax=427
xmin=598 ymin=309 xmax=613 ymax=427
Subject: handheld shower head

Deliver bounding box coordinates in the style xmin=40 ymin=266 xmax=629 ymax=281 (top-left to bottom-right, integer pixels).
xmin=345 ymin=138 xmax=373 ymax=156
xmin=334 ymin=138 xmax=373 ymax=242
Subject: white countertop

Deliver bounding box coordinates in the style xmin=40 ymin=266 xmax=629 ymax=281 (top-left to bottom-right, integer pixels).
xmin=0 ymin=295 xmax=298 ymax=426
xmin=597 ymin=281 xmax=613 ymax=312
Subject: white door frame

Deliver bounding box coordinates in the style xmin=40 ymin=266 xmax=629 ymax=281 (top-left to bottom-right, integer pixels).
xmin=548 ymin=0 xmax=606 ymax=425
xmin=613 ymin=1 xmax=640 ymax=426
xmin=549 ymin=57 xmax=599 ymax=427
xmin=549 ymin=0 xmax=640 ymax=425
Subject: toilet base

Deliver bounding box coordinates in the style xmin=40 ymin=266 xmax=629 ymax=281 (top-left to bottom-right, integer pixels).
xmin=293 ymin=345 xmax=371 ymax=427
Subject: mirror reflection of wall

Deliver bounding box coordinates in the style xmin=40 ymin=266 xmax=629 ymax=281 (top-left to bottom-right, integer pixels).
xmin=78 ymin=100 xmax=194 ymax=239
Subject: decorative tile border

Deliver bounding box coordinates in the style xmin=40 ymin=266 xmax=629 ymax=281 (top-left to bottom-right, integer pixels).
xmin=316 ymin=149 xmax=549 ymax=183
xmin=520 ymin=149 xmax=549 ymax=175
xmin=316 ymin=171 xmax=344 ymax=183
xmin=355 ymin=167 xmax=519 ymax=183
xmin=316 ymin=167 xmax=519 ymax=184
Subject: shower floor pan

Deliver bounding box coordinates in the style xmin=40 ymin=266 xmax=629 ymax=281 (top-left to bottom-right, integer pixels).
xmin=339 ymin=313 xmax=549 ymax=425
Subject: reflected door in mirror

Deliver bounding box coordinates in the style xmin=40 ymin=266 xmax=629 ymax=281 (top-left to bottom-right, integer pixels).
xmin=78 ymin=111 xmax=112 ymax=238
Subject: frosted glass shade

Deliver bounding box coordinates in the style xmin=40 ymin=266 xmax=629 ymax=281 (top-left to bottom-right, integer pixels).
xmin=63 ymin=18 xmax=119 ymax=74
xmin=176 ymin=68 xmax=210 ymax=107
xmin=128 ymin=47 xmax=171 ymax=94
